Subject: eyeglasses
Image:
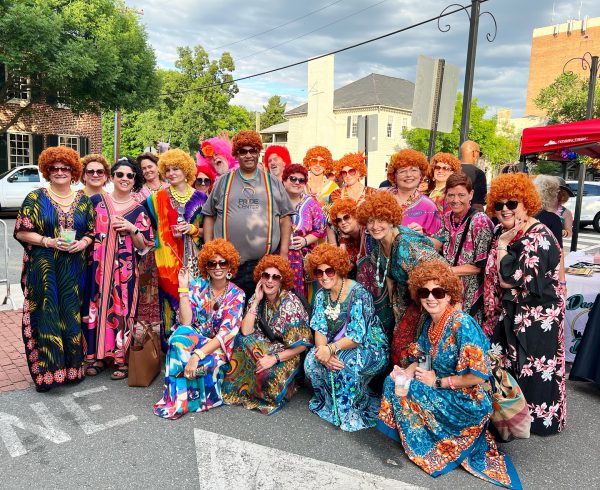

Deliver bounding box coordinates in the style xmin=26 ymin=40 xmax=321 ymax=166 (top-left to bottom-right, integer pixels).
xmin=261 ymin=271 xmax=282 ymax=282
xmin=237 ymin=148 xmax=259 ymax=156
xmin=396 ymin=167 xmax=421 ymax=176
xmin=340 ymin=168 xmax=358 ymax=179
xmin=86 ymin=168 xmax=106 ymax=176
xmin=493 ymin=200 xmax=519 ymax=212
xmin=206 ymin=259 xmax=229 ymax=270
xmin=434 ymin=165 xmax=452 ymax=172
xmin=114 ymin=171 xmax=135 ymax=179
xmin=287 ymin=176 xmax=306 ymax=184
xmin=310 ymin=157 xmax=325 ymax=165
xmin=49 ymin=166 xmax=72 ymax=174
xmin=314 ymin=267 xmax=336 ymax=279
xmin=195 ymin=178 xmax=212 ymax=186
xmin=421 ymin=178 xmax=431 ymax=184
xmin=334 ymin=214 xmax=352 ymax=225
xmin=416 ymin=287 xmax=447 ymax=299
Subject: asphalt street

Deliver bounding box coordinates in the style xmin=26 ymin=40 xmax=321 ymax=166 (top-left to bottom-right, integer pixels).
xmin=0 ymin=372 xmax=599 ymax=489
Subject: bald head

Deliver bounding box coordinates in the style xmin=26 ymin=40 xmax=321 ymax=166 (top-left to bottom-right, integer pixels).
xmin=460 ymin=140 xmax=480 ymax=164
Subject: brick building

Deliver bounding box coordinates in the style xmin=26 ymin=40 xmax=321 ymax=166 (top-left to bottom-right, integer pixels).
xmin=525 ymin=16 xmax=600 ymax=117
xmin=0 ymin=63 xmax=102 ymax=174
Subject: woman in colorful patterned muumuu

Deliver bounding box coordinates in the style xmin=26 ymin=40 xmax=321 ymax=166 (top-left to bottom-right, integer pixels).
xmin=378 ymin=261 xmax=521 ymax=490
xmin=304 ymin=244 xmax=388 ymax=432
xmin=14 ymin=147 xmax=95 ymax=392
xmin=223 ymin=255 xmax=312 ymax=415
xmin=153 ymin=239 xmax=244 ymax=419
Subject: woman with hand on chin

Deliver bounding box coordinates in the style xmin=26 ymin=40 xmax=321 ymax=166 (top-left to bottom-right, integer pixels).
xmin=223 ymin=255 xmax=312 ymax=415
xmin=83 ymin=157 xmax=153 ymax=380
xmin=81 ymin=154 xmax=110 ymax=197
xmin=378 ymin=261 xmax=522 ymax=490
xmin=154 ymin=239 xmax=245 ymax=419
xmin=14 ymin=147 xmax=95 ymax=392
xmin=304 ymin=244 xmax=388 ymax=432
xmin=483 ymin=173 xmax=565 ymax=436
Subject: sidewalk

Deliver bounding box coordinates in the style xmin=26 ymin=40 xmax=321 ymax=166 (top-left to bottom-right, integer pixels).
xmin=0 ymin=309 xmax=32 ymax=393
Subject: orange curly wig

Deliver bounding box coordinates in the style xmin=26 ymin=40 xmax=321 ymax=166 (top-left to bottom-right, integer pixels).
xmin=303 ymin=146 xmax=334 ymax=173
xmin=253 ymin=255 xmax=294 ymax=290
xmin=198 ymin=239 xmax=240 ymax=279
xmin=387 ymin=149 xmax=429 ymax=183
xmin=231 ymin=130 xmax=263 ymax=156
xmin=407 ymin=260 xmax=463 ymax=305
xmin=356 ymin=191 xmax=403 ymax=226
xmin=486 ymin=173 xmax=541 ymax=218
xmin=39 ymin=146 xmax=83 ymax=182
xmin=329 ymin=198 xmax=358 ymax=221
xmin=80 ymin=154 xmax=110 ymax=184
xmin=335 ymin=152 xmax=367 ymax=178
xmin=306 ymin=244 xmax=352 ymax=279
xmin=158 ymin=149 xmax=197 ymax=185
xmin=431 ymin=152 xmax=461 ymax=173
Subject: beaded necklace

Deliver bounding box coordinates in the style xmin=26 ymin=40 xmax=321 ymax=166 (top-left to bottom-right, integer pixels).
xmin=145 ymin=181 xmax=162 ymax=193
xmin=170 ymin=185 xmax=192 ymax=204
xmin=208 ymin=280 xmax=229 ymax=328
xmin=324 ymin=278 xmax=345 ymax=321
xmin=375 ymin=244 xmax=391 ymax=288
xmin=428 ymin=305 xmax=454 ymax=347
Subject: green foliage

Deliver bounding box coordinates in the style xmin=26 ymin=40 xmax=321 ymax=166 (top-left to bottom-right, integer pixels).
xmin=0 ymin=0 xmax=159 ymax=120
xmin=529 ymin=160 xmax=562 ymax=176
xmin=403 ymin=93 xmax=519 ymax=167
xmin=260 ymin=95 xmax=286 ymax=130
xmin=533 ymin=72 xmax=600 ymax=124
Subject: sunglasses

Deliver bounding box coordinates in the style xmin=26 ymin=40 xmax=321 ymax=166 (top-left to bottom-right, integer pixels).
xmin=493 ymin=200 xmax=519 ymax=212
xmin=261 ymin=271 xmax=282 ymax=282
xmin=49 ymin=166 xmax=72 ymax=174
xmin=86 ymin=168 xmax=106 ymax=176
xmin=340 ymin=168 xmax=358 ymax=179
xmin=114 ymin=171 xmax=136 ymax=179
xmin=195 ymin=178 xmax=212 ymax=186
xmin=206 ymin=259 xmax=229 ymax=270
xmin=334 ymin=214 xmax=352 ymax=225
xmin=434 ymin=165 xmax=452 ymax=172
xmin=314 ymin=267 xmax=336 ymax=279
xmin=309 ymin=157 xmax=325 ymax=165
xmin=287 ymin=176 xmax=306 ymax=184
xmin=416 ymin=287 xmax=447 ymax=299
xmin=237 ymin=148 xmax=259 ymax=156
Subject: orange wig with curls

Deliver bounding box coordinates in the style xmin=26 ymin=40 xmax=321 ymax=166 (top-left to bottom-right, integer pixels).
xmin=231 ymin=130 xmax=263 ymax=155
xmin=486 ymin=173 xmax=541 ymax=218
xmin=407 ymin=260 xmax=463 ymax=305
xmin=335 ymin=152 xmax=368 ymax=178
xmin=198 ymin=239 xmax=240 ymax=279
xmin=39 ymin=146 xmax=83 ymax=182
xmin=253 ymin=255 xmax=295 ymax=291
xmin=306 ymin=244 xmax=352 ymax=279
xmin=356 ymin=191 xmax=403 ymax=226
xmin=329 ymin=198 xmax=358 ymax=221
xmin=158 ymin=149 xmax=198 ymax=185
xmin=303 ymin=146 xmax=334 ymax=173
xmin=431 ymin=152 xmax=461 ymax=173
xmin=387 ymin=149 xmax=429 ymax=183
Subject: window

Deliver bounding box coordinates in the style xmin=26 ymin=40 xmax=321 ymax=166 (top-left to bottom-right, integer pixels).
xmin=9 ymin=167 xmax=40 ymax=183
xmin=351 ymin=116 xmax=358 ymax=137
xmin=8 ymin=133 xmax=33 ymax=167
xmin=4 ymin=70 xmax=30 ymax=102
xmin=386 ymin=115 xmax=394 ymax=138
xmin=58 ymin=135 xmax=80 ymax=153
xmin=402 ymin=117 xmax=408 ymax=132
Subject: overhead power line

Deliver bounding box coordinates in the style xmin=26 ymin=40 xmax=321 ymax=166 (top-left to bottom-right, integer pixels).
xmin=159 ymin=0 xmax=490 ymax=97
xmin=208 ymin=0 xmax=345 ymax=52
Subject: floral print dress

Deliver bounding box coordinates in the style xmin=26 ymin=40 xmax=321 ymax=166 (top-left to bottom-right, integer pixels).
xmin=483 ymin=223 xmax=566 ymax=435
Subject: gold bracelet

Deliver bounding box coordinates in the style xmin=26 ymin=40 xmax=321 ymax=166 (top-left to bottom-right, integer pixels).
xmin=192 ymin=349 xmax=206 ymax=360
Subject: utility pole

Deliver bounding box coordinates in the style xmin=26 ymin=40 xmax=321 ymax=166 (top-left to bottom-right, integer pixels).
xmin=459 ymin=0 xmax=481 ymax=148
xmin=113 ymin=110 xmax=121 ymax=162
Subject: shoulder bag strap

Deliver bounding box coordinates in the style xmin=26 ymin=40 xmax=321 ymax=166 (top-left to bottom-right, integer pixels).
xmin=452 ymin=210 xmax=475 ymax=266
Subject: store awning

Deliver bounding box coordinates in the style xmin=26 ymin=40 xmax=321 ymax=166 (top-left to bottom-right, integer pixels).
xmin=520 ymin=118 xmax=600 ymax=158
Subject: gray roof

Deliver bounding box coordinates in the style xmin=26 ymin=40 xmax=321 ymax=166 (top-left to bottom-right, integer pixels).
xmin=286 ymin=73 xmax=414 ymax=116
xmin=260 ymin=121 xmax=289 ymax=134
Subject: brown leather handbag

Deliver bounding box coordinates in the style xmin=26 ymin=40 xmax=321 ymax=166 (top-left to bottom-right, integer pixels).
xmin=128 ymin=321 xmax=162 ymax=387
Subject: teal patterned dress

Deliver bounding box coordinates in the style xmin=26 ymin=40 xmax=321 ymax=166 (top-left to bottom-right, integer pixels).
xmin=14 ymin=189 xmax=95 ymax=392
xmin=304 ymin=282 xmax=389 ymax=431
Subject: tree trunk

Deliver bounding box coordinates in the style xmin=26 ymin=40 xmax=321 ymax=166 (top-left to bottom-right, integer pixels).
xmin=0 ymin=101 xmax=33 ymax=133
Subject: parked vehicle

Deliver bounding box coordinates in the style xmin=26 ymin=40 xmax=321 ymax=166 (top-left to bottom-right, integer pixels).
xmin=565 ymin=180 xmax=600 ymax=232
xmin=0 ymin=166 xmax=47 ymax=211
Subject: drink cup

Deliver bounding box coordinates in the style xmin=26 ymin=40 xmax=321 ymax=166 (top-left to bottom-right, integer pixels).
xmin=394 ymin=374 xmax=410 ymax=397
xmin=60 ymin=227 xmax=76 ymax=243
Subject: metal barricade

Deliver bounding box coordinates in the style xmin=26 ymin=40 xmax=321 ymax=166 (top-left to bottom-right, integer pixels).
xmin=0 ymin=219 xmax=15 ymax=309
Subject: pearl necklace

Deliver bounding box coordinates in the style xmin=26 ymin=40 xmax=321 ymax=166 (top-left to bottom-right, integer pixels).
xmin=48 ymin=186 xmax=74 ymax=200
xmin=110 ymin=193 xmax=133 ymax=204
xmin=48 ymin=187 xmax=75 ymax=207
xmin=171 ymin=185 xmax=192 ymax=204
xmin=324 ymin=278 xmax=345 ymax=321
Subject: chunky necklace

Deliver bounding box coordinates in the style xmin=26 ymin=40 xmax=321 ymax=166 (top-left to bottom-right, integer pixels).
xmin=208 ymin=280 xmax=229 ymax=313
xmin=110 ymin=193 xmax=133 ymax=204
xmin=145 ymin=181 xmax=162 ymax=192
xmin=394 ymin=188 xmax=419 ymax=211
xmin=48 ymin=186 xmax=74 ymax=200
xmin=375 ymin=241 xmax=392 ymax=288
xmin=428 ymin=305 xmax=453 ymax=347
xmin=324 ymin=278 xmax=345 ymax=321
xmin=171 ymin=185 xmax=192 ymax=204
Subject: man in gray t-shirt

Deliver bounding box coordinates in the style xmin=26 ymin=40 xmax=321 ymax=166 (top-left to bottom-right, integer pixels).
xmin=202 ymin=130 xmax=294 ymax=299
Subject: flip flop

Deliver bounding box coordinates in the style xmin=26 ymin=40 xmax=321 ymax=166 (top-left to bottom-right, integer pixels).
xmin=86 ymin=361 xmax=106 ymax=377
xmin=110 ymin=367 xmax=128 ymax=380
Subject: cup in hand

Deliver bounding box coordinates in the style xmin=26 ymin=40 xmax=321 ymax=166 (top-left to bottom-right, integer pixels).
xmin=60 ymin=227 xmax=76 ymax=243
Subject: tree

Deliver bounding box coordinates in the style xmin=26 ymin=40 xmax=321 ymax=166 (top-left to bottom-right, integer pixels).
xmin=260 ymin=95 xmax=286 ymax=130
xmin=0 ymin=0 xmax=159 ymax=132
xmin=533 ymin=71 xmax=600 ymax=124
xmin=403 ymin=93 xmax=519 ymax=168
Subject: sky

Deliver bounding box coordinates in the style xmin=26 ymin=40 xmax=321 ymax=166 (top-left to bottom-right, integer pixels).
xmin=127 ymin=0 xmax=600 ymax=118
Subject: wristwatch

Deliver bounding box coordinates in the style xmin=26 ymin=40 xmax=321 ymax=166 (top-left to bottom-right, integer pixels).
xmin=434 ymin=377 xmax=442 ymax=389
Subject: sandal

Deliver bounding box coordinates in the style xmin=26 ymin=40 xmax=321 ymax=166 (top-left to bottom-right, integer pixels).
xmin=111 ymin=367 xmax=128 ymax=380
xmin=86 ymin=361 xmax=106 ymax=377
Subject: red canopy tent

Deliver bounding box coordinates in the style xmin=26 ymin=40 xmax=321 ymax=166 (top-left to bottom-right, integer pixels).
xmin=520 ymin=118 xmax=600 ymax=158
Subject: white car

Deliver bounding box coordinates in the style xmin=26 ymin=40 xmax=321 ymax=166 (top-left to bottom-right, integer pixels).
xmin=0 ymin=165 xmax=47 ymax=211
xmin=565 ymin=180 xmax=600 ymax=232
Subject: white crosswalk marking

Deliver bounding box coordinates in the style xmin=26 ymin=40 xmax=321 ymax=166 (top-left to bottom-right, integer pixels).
xmin=565 ymin=231 xmax=600 ymax=252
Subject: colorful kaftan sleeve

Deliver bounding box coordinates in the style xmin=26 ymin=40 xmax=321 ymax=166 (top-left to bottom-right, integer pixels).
xmin=407 ymin=323 xmax=428 ymax=363
xmin=145 ymin=194 xmax=159 ymax=247
xmin=133 ymin=207 xmax=154 ymax=246
xmin=344 ymin=286 xmax=369 ymax=345
xmin=214 ymin=285 xmax=245 ymax=359
xmin=79 ymin=194 xmax=96 ymax=240
xmin=309 ymin=289 xmax=329 ymax=337
xmin=14 ymin=191 xmax=40 ymax=238
xmin=471 ymin=213 xmax=494 ymax=269
xmin=280 ymin=294 xmax=313 ymax=349
xmin=307 ymin=198 xmax=326 ymax=239
xmin=453 ymin=313 xmax=491 ymax=379
xmin=433 ymin=214 xmax=449 ymax=244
